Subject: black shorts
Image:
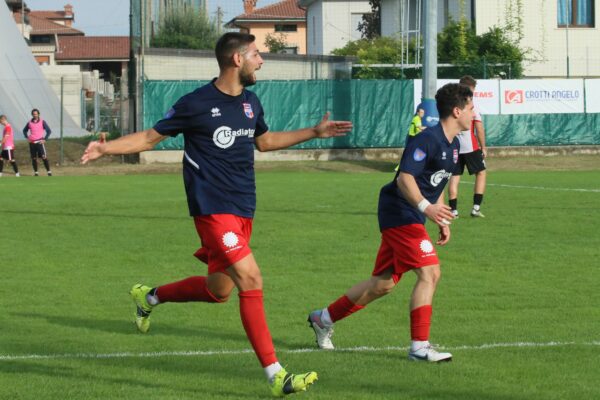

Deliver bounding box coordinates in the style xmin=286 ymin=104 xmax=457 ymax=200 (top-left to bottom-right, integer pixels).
xmin=455 ymin=149 xmax=486 ymax=175
xmin=1 ymin=149 xmax=15 ymax=161
xmin=29 ymin=142 xmax=47 ymax=158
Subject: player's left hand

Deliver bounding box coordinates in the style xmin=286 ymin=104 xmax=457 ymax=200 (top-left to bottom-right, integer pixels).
xmin=482 ymin=147 xmax=487 ymax=158
xmin=436 ymin=224 xmax=450 ymax=245
xmin=81 ymin=140 xmax=105 ymax=164
xmin=314 ymin=112 xmax=353 ymax=138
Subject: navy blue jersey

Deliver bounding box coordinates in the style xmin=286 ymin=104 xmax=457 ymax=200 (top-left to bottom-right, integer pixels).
xmin=153 ymin=80 xmax=268 ymax=217
xmin=378 ymin=124 xmax=459 ymax=230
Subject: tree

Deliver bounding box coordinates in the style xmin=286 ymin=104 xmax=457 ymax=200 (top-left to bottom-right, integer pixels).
xmin=264 ymin=33 xmax=288 ymax=53
xmin=357 ymin=0 xmax=381 ymax=39
xmin=332 ymin=20 xmax=526 ymax=79
xmin=151 ymin=8 xmax=219 ymax=50
xmin=332 ymin=37 xmax=414 ymax=79
xmin=438 ymin=20 xmax=525 ymax=78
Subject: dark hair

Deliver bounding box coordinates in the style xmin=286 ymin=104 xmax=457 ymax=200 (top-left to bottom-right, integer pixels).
xmin=459 ymin=75 xmax=477 ymax=88
xmin=31 ymin=108 xmax=40 ymax=115
xmin=435 ymin=83 xmax=473 ymax=119
xmin=0 ymin=115 xmax=6 ymax=121
xmin=215 ymin=33 xmax=256 ymax=69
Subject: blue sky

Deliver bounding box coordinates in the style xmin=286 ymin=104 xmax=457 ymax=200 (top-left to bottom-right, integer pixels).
xmin=24 ymin=0 xmax=282 ymax=36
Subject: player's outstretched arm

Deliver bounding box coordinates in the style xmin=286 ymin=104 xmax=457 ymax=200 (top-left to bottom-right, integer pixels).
xmin=255 ymin=112 xmax=352 ymax=152
xmin=81 ymin=128 xmax=166 ymax=164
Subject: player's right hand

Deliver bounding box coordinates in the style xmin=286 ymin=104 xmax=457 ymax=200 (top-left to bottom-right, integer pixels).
xmin=423 ymin=203 xmax=454 ymax=227
xmin=80 ymin=141 xmax=104 ymax=164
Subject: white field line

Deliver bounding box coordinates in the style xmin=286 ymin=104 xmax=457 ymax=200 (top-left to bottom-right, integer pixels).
xmin=461 ymin=181 xmax=600 ymax=193
xmin=1 ymin=341 xmax=599 ymax=362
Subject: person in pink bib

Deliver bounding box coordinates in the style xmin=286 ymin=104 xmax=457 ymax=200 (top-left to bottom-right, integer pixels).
xmin=0 ymin=115 xmax=20 ymax=177
xmin=22 ymin=109 xmax=52 ymax=176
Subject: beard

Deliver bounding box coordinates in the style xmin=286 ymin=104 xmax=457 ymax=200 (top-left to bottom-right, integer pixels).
xmin=239 ymin=66 xmax=256 ymax=87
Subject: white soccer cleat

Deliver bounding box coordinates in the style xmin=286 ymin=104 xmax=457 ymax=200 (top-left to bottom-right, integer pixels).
xmin=451 ymin=210 xmax=459 ymax=219
xmin=408 ymin=344 xmax=452 ymax=362
xmin=307 ymin=310 xmax=335 ymax=350
xmin=470 ymin=209 xmax=485 ymax=218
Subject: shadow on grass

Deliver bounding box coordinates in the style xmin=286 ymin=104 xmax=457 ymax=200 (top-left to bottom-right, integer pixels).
xmin=0 ymin=209 xmax=187 ymax=221
xmin=11 ymin=311 xmax=300 ymax=349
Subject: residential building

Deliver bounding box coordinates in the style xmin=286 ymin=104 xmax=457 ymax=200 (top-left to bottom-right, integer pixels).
xmin=227 ymin=0 xmax=307 ymax=54
xmin=380 ymin=0 xmax=598 ymax=77
xmin=473 ymin=0 xmax=598 ymax=77
xmin=298 ymin=0 xmax=371 ymax=55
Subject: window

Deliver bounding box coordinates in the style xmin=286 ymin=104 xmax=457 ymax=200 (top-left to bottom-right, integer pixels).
xmin=558 ymin=0 xmax=595 ymax=27
xmin=275 ymin=24 xmax=297 ymax=32
xmin=31 ymin=35 xmax=52 ymax=44
xmin=280 ymin=46 xmax=298 ymax=55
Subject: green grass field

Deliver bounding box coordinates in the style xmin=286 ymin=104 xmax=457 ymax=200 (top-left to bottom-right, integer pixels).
xmin=1 ymin=163 xmax=599 ymax=399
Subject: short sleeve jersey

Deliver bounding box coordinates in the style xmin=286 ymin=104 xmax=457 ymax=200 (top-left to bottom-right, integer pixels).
xmin=378 ymin=124 xmax=459 ymax=230
xmin=456 ymin=105 xmax=482 ymax=153
xmin=153 ymin=80 xmax=268 ymax=218
xmin=2 ymin=123 xmax=14 ymax=150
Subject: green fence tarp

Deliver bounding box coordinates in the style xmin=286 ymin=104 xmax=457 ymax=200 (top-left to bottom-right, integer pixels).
xmin=484 ymin=113 xmax=600 ymax=146
xmin=145 ymin=80 xmax=414 ymax=150
xmin=144 ymin=79 xmax=600 ymax=150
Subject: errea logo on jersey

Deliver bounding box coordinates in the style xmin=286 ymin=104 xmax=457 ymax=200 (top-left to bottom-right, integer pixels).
xmin=213 ymin=126 xmax=255 ymax=149
xmin=211 ymin=107 xmax=221 ymax=117
xmin=430 ymin=169 xmax=452 ymax=187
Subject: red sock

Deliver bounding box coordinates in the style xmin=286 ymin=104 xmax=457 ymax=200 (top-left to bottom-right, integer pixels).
xmin=410 ymin=305 xmax=432 ymax=341
xmin=327 ymin=295 xmax=365 ymax=323
xmin=239 ymin=289 xmax=277 ymax=367
xmin=156 ymin=276 xmax=223 ymax=303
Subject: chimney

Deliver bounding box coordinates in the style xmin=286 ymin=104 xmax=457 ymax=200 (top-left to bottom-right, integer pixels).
xmin=64 ymin=4 xmax=73 ymax=17
xmin=64 ymin=4 xmax=74 ymax=26
xmin=243 ymin=0 xmax=257 ymax=14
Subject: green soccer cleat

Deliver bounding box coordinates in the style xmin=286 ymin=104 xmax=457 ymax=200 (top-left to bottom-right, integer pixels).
xmin=130 ymin=284 xmax=153 ymax=333
xmin=270 ymin=369 xmax=318 ymax=397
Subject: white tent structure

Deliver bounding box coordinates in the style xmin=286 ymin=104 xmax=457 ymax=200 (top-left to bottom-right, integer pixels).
xmin=0 ymin=1 xmax=86 ymax=137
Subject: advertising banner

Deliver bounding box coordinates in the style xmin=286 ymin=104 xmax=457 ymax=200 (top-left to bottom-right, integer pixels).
xmin=414 ymin=79 xmax=500 ymax=115
xmin=584 ymin=79 xmax=600 ymax=113
xmin=500 ymin=79 xmax=584 ymax=114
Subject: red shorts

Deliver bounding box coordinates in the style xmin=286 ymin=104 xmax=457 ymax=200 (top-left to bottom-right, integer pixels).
xmin=372 ymin=224 xmax=440 ymax=283
xmin=193 ymin=214 xmax=253 ymax=274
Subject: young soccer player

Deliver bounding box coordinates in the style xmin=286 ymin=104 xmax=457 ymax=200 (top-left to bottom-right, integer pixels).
xmin=308 ymin=83 xmax=474 ymax=362
xmin=0 ymin=115 xmax=20 ymax=177
xmin=81 ymin=32 xmax=352 ymax=397
xmin=448 ymin=75 xmax=488 ymax=218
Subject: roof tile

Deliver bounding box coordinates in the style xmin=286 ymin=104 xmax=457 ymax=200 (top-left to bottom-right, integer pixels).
xmin=236 ymin=0 xmax=305 ymax=20
xmin=56 ymin=36 xmax=130 ymax=60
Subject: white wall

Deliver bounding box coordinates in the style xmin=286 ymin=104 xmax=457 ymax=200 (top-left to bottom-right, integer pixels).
xmin=381 ymin=0 xmax=472 ymax=37
xmin=475 ymin=0 xmax=600 ymax=77
xmin=304 ymin=0 xmax=371 ymax=55
xmin=40 ymin=65 xmax=82 ymax=128
xmin=143 ymin=51 xmax=353 ymax=80
xmin=306 ymin=1 xmax=324 ymax=54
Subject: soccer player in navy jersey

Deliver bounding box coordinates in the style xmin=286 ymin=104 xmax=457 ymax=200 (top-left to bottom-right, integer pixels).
xmin=308 ymin=83 xmax=473 ymax=362
xmin=81 ymin=32 xmax=352 ymax=397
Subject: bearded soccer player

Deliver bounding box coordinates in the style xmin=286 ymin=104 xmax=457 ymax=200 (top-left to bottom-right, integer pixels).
xmin=23 ymin=109 xmax=52 ymax=176
xmin=0 ymin=115 xmax=20 ymax=177
xmin=81 ymin=32 xmax=352 ymax=397
xmin=308 ymin=83 xmax=473 ymax=362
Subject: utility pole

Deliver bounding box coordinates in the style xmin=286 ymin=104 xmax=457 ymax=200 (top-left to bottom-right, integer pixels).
xmin=216 ymin=6 xmax=224 ymax=34
xmin=421 ymin=0 xmax=439 ymax=127
xmin=21 ymin=0 xmax=25 ymax=36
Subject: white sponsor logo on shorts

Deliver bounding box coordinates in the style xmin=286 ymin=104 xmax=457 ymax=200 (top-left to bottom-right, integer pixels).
xmin=222 ymin=232 xmax=239 ymax=248
xmin=419 ymin=240 xmax=434 ymax=254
